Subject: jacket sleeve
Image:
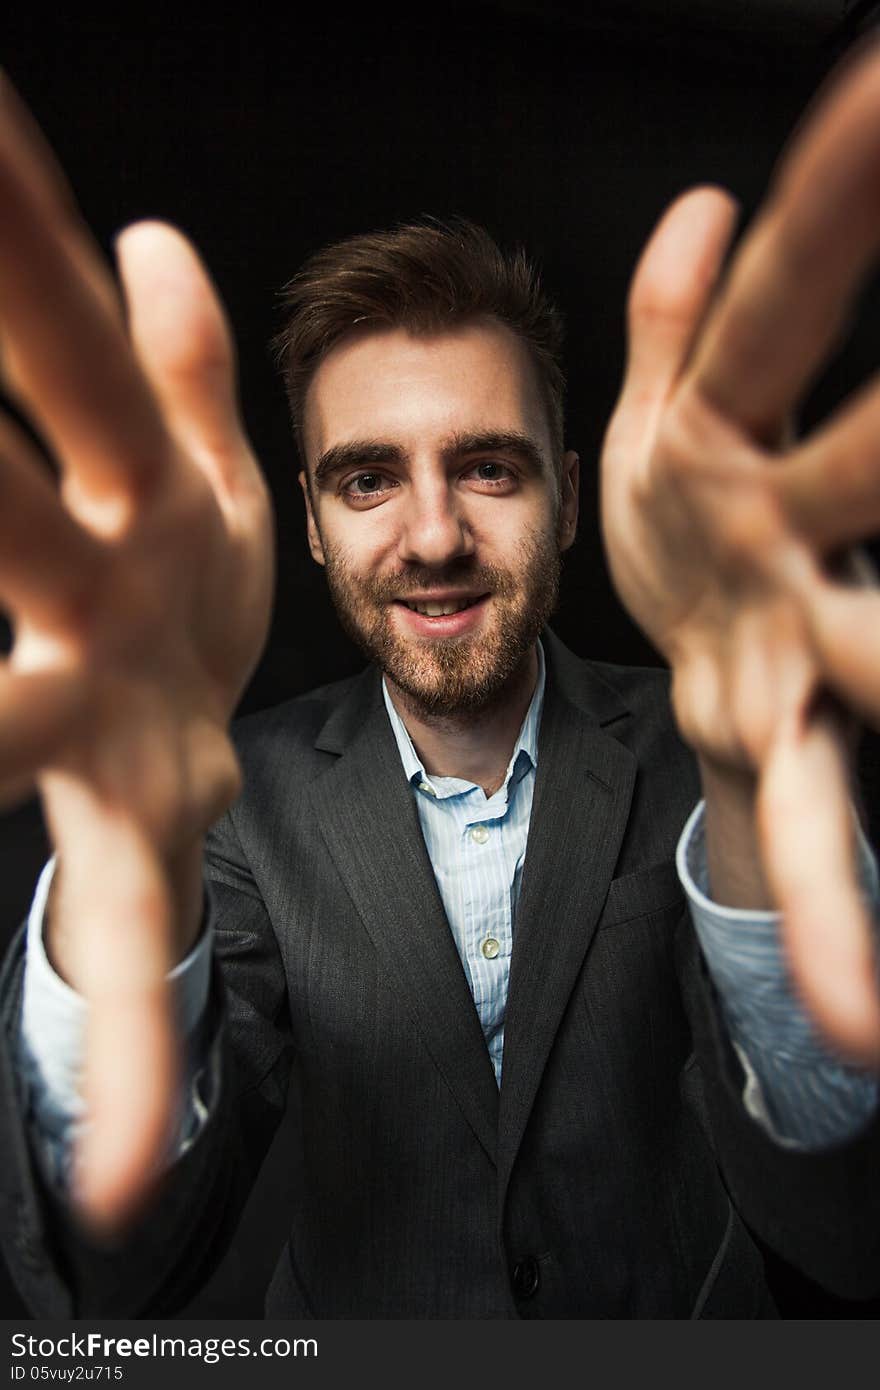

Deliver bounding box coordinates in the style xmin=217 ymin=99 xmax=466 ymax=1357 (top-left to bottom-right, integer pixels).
xmin=0 ymin=807 xmax=293 ymax=1317
xmin=674 ymin=913 xmax=880 ymax=1302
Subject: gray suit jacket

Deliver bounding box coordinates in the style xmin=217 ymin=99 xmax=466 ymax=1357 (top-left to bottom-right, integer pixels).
xmin=2 ymin=632 xmax=880 ymax=1317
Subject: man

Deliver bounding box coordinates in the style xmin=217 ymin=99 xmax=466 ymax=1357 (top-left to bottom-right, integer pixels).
xmin=2 ymin=49 xmax=880 ymax=1316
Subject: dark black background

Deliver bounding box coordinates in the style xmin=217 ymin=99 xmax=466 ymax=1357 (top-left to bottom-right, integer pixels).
xmin=2 ymin=1 xmax=879 ymax=1318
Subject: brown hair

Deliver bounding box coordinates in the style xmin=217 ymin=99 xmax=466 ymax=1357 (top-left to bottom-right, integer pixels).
xmin=273 ymin=217 xmax=566 ymax=473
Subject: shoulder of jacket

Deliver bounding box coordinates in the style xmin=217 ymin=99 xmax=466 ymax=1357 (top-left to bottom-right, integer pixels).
xmin=230 ymin=669 xmax=368 ymax=758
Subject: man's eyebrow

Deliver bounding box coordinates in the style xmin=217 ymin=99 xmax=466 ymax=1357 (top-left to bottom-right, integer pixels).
xmin=312 ymin=441 xmax=405 ymax=488
xmin=311 ymin=431 xmax=549 ymax=488
xmin=442 ymin=430 xmax=548 ymax=473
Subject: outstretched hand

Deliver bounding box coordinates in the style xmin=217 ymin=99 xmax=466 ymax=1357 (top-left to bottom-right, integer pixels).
xmin=0 ymin=77 xmax=274 ymax=1227
xmin=602 ymin=42 xmax=880 ymax=1066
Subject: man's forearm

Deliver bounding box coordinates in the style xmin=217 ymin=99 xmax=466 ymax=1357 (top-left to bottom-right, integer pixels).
xmin=677 ymin=799 xmax=879 ymax=1149
xmin=698 ymin=754 xmax=771 ymax=910
xmin=45 ymin=837 xmax=206 ymax=990
xmin=20 ymin=856 xmax=216 ymax=1191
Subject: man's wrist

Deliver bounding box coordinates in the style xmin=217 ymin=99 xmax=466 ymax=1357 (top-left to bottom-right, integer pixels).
xmin=22 ymin=856 xmax=215 ymax=1110
xmin=45 ymin=835 xmax=206 ymax=990
xmin=697 ymin=753 xmax=771 ymax=910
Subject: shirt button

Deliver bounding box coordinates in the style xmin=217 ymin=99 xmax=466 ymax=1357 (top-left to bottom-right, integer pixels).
xmin=481 ymin=937 xmax=501 ymax=960
xmin=470 ymin=824 xmax=489 ymax=844
xmin=418 ymin=780 xmax=437 ymax=796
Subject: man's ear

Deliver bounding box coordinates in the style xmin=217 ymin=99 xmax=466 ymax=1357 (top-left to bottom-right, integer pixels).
xmin=299 ymin=470 xmax=326 ymax=566
xmin=558 ymin=451 xmax=579 ymax=551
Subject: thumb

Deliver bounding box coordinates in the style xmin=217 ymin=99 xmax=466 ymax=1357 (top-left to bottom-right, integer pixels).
xmin=622 ymin=186 xmax=740 ymax=407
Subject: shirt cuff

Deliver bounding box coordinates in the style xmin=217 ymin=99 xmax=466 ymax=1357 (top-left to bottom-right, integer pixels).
xmin=676 ymin=801 xmax=879 ymax=1148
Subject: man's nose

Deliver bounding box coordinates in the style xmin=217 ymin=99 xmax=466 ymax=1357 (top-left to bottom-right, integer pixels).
xmin=397 ymin=478 xmax=475 ymax=568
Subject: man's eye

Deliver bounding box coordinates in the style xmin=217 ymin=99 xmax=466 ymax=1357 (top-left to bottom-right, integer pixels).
xmin=468 ymin=460 xmax=514 ymax=485
xmin=342 ymin=472 xmax=396 ymax=501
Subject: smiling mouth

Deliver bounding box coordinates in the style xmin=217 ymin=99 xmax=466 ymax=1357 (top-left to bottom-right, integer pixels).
xmin=397 ymin=595 xmax=487 ymax=617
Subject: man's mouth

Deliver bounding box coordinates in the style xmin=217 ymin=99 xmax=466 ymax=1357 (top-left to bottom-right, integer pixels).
xmin=397 ymin=594 xmax=487 ymax=617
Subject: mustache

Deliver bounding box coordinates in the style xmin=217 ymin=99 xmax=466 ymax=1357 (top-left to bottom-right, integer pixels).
xmin=363 ymin=561 xmax=518 ymax=602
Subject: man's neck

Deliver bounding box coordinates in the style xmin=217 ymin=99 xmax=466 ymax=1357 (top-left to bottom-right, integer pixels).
xmin=385 ymin=646 xmax=539 ymax=798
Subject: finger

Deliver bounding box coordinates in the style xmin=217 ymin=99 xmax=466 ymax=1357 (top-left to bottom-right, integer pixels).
xmin=0 ymin=414 xmax=104 ymax=626
xmin=0 ymin=77 xmax=171 ymax=510
xmin=758 ymin=710 xmax=880 ymax=1065
xmin=793 ymin=577 xmax=880 ymax=725
xmin=772 ymin=374 xmax=880 ymax=550
xmin=61 ymin=813 xmax=177 ymax=1230
xmin=0 ymin=666 xmax=82 ymax=802
xmin=622 ymin=186 xmax=740 ymax=407
xmin=116 ymin=222 xmax=266 ymax=507
xmin=689 ymin=40 xmax=880 ymax=440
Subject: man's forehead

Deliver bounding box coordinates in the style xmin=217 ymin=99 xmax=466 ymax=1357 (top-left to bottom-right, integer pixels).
xmin=302 ymin=320 xmax=550 ymax=467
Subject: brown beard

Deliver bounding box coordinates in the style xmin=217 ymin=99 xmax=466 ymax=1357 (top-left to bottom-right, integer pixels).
xmin=321 ymin=529 xmax=561 ymax=716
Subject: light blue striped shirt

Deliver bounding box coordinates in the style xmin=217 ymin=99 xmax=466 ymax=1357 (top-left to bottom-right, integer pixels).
xmin=381 ymin=644 xmax=546 ymax=1084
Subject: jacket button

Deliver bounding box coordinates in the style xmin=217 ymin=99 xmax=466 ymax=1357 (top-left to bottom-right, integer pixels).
xmin=512 ymin=1256 xmax=540 ymax=1299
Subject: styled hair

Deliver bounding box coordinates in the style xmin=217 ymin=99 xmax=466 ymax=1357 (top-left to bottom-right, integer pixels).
xmin=272 ymin=217 xmax=566 ymax=472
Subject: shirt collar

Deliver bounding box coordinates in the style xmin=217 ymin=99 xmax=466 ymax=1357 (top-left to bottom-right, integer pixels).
xmin=381 ymin=639 xmax=545 ymax=793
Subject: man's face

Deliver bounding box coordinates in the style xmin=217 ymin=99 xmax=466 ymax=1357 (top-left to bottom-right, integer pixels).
xmin=300 ymin=320 xmax=578 ymax=716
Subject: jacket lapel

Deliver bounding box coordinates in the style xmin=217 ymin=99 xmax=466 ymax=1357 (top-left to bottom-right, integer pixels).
xmin=308 ymin=669 xmax=500 ymax=1164
xmin=498 ymin=633 xmax=637 ymax=1183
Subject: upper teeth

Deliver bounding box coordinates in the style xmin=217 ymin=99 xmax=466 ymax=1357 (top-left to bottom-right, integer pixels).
xmin=405 ymin=599 xmax=473 ymax=616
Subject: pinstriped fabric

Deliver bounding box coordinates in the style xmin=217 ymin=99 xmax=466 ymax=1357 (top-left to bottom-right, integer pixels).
xmin=678 ymin=801 xmax=879 ymax=1147
xmin=381 ymin=644 xmax=545 ymax=1085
